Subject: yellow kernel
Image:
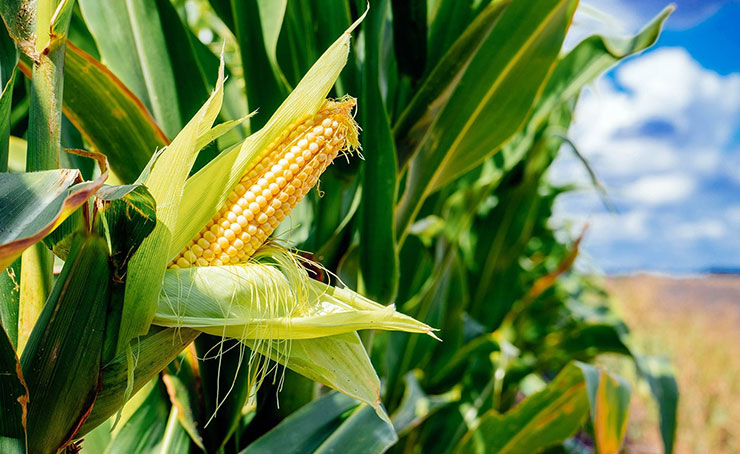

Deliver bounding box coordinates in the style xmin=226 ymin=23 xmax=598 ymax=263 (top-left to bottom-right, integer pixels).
xmin=313 ymin=126 xmax=324 ymax=134
xmin=322 ymin=118 xmax=331 ymax=127
xmin=227 ymin=212 xmax=237 ymax=223
xmin=264 ymin=172 xmax=275 ymax=181
xmin=196 ymin=258 xmax=209 ymax=266
xmin=210 ymin=243 xmax=222 ymax=254
xmin=220 ymin=219 xmax=231 ymax=229
xmin=235 ymin=184 xmax=246 ymax=195
xmin=332 ymin=120 xmax=339 ymax=128
xmin=220 ymin=253 xmax=231 ymax=263
xmin=271 ymin=164 xmax=282 ymax=173
xmin=276 ymin=177 xmax=286 ymax=187
xmin=261 ymin=188 xmax=272 ymax=199
xmin=290 ymin=145 xmax=301 ymax=154
xmin=257 ymin=213 xmax=269 ymax=224
xmin=217 ymin=238 xmax=229 ymax=249
xmin=197 ymin=238 xmax=210 ymax=248
xmin=278 ymin=158 xmax=289 ymax=167
xmin=256 ymin=196 xmax=267 ymax=207
xmin=283 ymin=169 xmax=293 ymax=180
xmin=177 ymin=257 xmax=190 ymax=267
xmin=323 ymin=127 xmax=333 ymax=137
xmin=285 ymin=184 xmax=296 ymax=195
xmin=228 ymin=192 xmax=238 ymax=203
xmin=296 ymin=156 xmax=305 ymax=166
xmin=309 ymin=142 xmax=319 ymax=153
xmin=237 ymin=215 xmax=248 ymax=226
xmin=302 ymin=149 xmax=312 ymax=160
xmin=268 ymin=216 xmax=279 ymax=227
xmin=202 ymin=249 xmax=215 ymax=260
xmin=248 ymin=202 xmax=260 ymax=213
xmin=170 ymin=264 xmax=180 ymax=270
xmin=250 ymin=238 xmax=262 ymax=249
xmin=298 ymin=139 xmax=308 ymax=148
xmin=184 ymin=251 xmax=197 ymax=263
xmin=231 ymin=223 xmax=242 ymax=235
xmin=232 ymin=204 xmax=243 ymax=215
xmin=212 ymin=259 xmax=224 ymax=266
xmin=226 ymin=246 xmax=238 ymax=257
xmin=247 ymin=224 xmax=258 ymax=235
xmin=224 ymin=229 xmax=236 ymax=242
xmin=191 ymin=244 xmax=204 ymax=256
xmin=233 ymin=238 xmax=244 ymax=250
xmin=265 ymin=206 xmax=275 ymax=217
xmin=278 ymin=192 xmax=289 ymax=202
xmin=245 ymin=191 xmax=256 ymax=202
xmin=289 ymin=163 xmax=300 ymax=173
xmin=271 ymin=199 xmax=282 ymax=209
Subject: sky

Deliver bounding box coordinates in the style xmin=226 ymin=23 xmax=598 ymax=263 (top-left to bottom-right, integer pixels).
xmin=551 ymin=0 xmax=740 ymax=274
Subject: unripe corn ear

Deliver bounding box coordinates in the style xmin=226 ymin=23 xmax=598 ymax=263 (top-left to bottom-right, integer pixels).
xmin=170 ymin=97 xmax=360 ymax=268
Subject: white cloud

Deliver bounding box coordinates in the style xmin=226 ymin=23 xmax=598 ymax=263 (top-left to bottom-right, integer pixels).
xmin=551 ymin=46 xmax=740 ymax=271
xmin=622 ymin=173 xmax=696 ymax=205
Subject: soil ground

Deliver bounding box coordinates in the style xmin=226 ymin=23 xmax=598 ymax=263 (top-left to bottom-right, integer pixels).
xmin=605 ymin=274 xmax=740 ymax=454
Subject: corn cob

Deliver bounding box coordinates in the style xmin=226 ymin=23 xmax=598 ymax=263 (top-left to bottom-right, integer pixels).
xmin=170 ymin=98 xmax=359 ymax=269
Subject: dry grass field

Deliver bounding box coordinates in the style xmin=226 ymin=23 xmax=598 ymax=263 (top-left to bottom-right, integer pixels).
xmin=606 ymin=274 xmax=740 ymax=454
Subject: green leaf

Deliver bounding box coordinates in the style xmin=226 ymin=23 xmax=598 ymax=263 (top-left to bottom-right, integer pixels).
xmin=246 ymin=332 xmax=388 ymax=420
xmin=394 ymin=0 xmax=509 ymax=169
xmin=396 ymin=0 xmax=578 ymax=243
xmin=94 ymin=184 xmax=157 ymax=281
xmin=79 ymin=327 xmax=200 ymax=435
xmin=106 ymin=380 xmax=190 ymax=454
xmin=391 ymin=371 xmax=460 ymax=437
xmin=118 ymin=59 xmax=225 ymax=352
xmin=0 ymin=326 xmax=28 ymax=453
xmin=0 ymin=167 xmax=106 ymax=273
xmin=194 ymin=335 xmax=252 ymax=453
xmin=0 ymin=259 xmax=20 ymax=346
xmin=60 ymin=42 xmax=169 ymax=183
xmin=79 ymin=0 xmax=181 ymax=137
xmin=162 ymin=353 xmax=204 ymax=451
xmin=456 ymin=362 xmax=631 ymax=454
xmin=20 ymin=232 xmax=110 ymax=454
xmin=245 ymin=391 xmax=397 ymax=454
xmin=359 ymin=0 xmax=399 ymax=304
xmin=0 ymin=21 xmax=18 ymax=173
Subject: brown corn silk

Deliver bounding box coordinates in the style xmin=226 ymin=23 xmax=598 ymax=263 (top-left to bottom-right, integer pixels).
xmin=170 ymin=98 xmax=359 ymax=268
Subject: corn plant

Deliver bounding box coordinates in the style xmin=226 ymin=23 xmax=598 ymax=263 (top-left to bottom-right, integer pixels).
xmin=0 ymin=1 xmax=678 ymax=453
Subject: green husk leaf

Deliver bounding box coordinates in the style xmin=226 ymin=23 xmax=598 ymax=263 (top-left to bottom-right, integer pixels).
xmin=79 ymin=327 xmax=200 ymax=435
xmin=153 ymin=248 xmax=435 ymax=340
xmin=118 ymin=57 xmax=226 ymax=352
xmin=20 ymin=232 xmax=110 ymax=454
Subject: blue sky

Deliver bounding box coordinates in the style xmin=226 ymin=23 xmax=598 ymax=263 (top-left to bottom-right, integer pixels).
xmin=551 ymin=0 xmax=740 ymax=273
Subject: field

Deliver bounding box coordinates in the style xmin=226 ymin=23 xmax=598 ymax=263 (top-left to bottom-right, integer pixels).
xmin=607 ymin=274 xmax=740 ymax=454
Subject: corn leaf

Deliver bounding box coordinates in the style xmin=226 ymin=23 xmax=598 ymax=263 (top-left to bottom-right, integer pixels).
xmin=244 ymin=391 xmax=360 ymax=454
xmin=394 ymin=0 xmax=510 ymax=168
xmin=0 ymin=166 xmax=107 ymax=273
xmin=20 ymin=233 xmax=110 ymax=454
xmin=391 ymin=371 xmax=460 ymax=437
xmin=0 ymin=21 xmax=17 ymax=172
xmin=359 ymin=0 xmax=399 ymax=304
xmin=118 ymin=58 xmax=225 ymax=352
xmin=80 ymin=327 xmax=200 ymax=435
xmin=79 ymin=0 xmax=181 ymax=137
xmin=0 ymin=326 xmax=27 ymax=453
xmin=396 ymin=0 xmax=577 ymax=242
xmin=105 ymin=380 xmax=191 ymax=454
xmin=170 ymin=10 xmax=367 ymax=259
xmin=456 ymin=362 xmax=631 ymax=454
xmin=60 ymin=42 xmax=169 ymax=183
xmin=154 ymin=262 xmax=434 ymax=339
xmin=162 ymin=352 xmax=205 ymax=451
xmin=194 ymin=335 xmax=253 ymax=453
